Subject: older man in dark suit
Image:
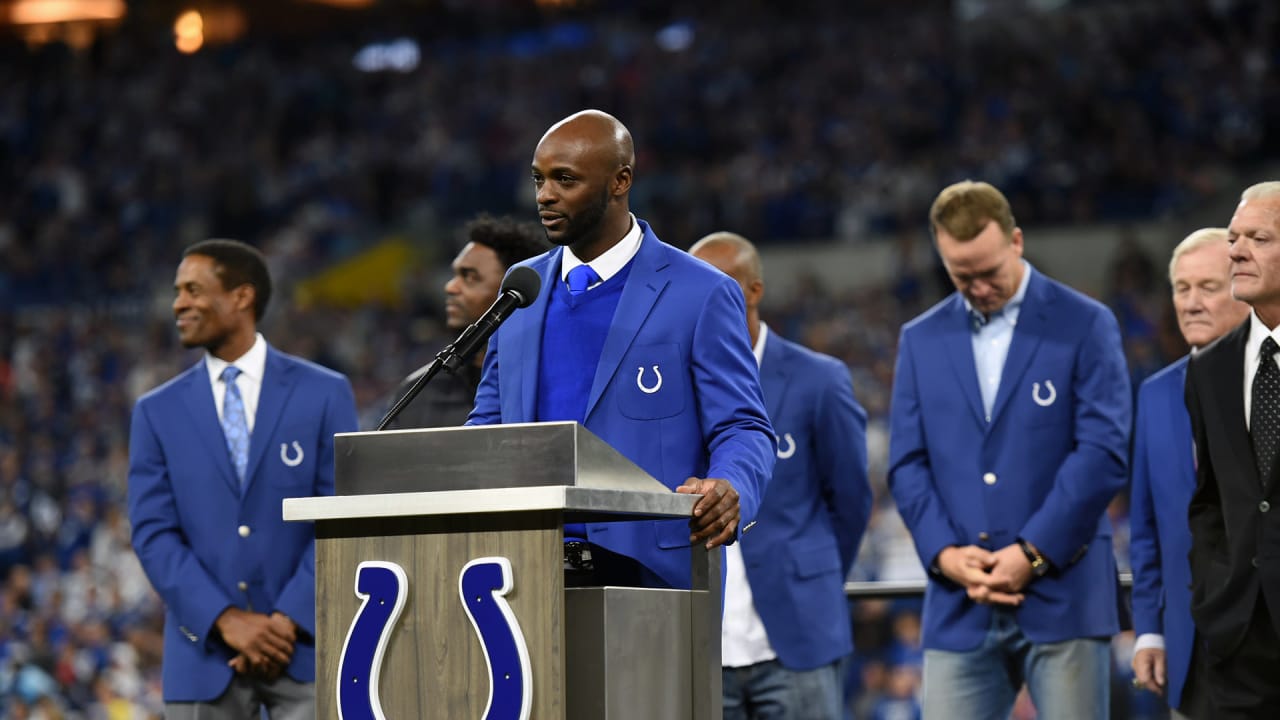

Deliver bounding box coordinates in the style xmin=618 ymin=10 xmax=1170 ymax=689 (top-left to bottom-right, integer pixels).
xmin=1186 ymin=181 xmax=1280 ymax=717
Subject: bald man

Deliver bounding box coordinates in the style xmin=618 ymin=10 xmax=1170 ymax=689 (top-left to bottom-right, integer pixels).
xmin=690 ymin=232 xmax=871 ymax=720
xmin=467 ymin=110 xmax=775 ymax=590
xmin=1130 ymin=228 xmax=1247 ymax=719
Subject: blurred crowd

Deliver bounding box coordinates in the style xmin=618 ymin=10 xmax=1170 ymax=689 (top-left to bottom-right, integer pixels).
xmin=0 ymin=0 xmax=1274 ymax=716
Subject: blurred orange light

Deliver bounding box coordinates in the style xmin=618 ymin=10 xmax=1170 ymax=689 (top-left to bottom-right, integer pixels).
xmin=173 ymin=9 xmax=203 ymax=54
xmin=8 ymin=0 xmax=126 ymax=24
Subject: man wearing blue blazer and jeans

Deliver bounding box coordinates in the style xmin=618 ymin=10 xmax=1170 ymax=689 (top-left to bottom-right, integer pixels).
xmin=128 ymin=239 xmax=358 ymax=718
xmin=467 ymin=110 xmax=775 ymax=589
xmin=1130 ymin=228 xmax=1245 ymax=718
xmin=888 ymin=181 xmax=1131 ymax=719
xmin=690 ymin=232 xmax=872 ymax=720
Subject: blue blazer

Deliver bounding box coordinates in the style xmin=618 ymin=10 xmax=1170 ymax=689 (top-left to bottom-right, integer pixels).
xmin=741 ymin=332 xmax=871 ymax=670
xmin=1129 ymin=356 xmax=1195 ymax=710
xmin=888 ymin=266 xmax=1131 ymax=651
xmin=128 ymin=346 xmax=358 ymax=702
xmin=468 ymin=220 xmax=776 ymax=589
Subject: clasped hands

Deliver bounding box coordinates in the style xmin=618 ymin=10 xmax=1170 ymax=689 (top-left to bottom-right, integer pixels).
xmin=215 ymin=607 xmax=298 ymax=680
xmin=936 ymin=543 xmax=1036 ymax=606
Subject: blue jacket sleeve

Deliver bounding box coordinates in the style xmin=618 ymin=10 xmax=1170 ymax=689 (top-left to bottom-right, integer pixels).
xmin=692 ymin=279 xmax=775 ymax=530
xmin=1020 ymin=309 xmax=1132 ymax=565
xmin=466 ymin=333 xmax=502 ymax=426
xmin=888 ymin=327 xmax=965 ymax=571
xmin=128 ymin=400 xmax=237 ymax=646
xmin=1128 ymin=378 xmax=1164 ymax=638
xmin=816 ymin=359 xmax=872 ymax=574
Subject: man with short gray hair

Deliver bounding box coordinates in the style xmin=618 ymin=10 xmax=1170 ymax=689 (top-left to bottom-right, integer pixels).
xmin=1130 ymin=227 xmax=1246 ymax=719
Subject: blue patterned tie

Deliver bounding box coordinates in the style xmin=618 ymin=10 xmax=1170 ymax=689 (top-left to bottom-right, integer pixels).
xmin=220 ymin=366 xmax=250 ymax=488
xmin=566 ymin=264 xmax=602 ymax=296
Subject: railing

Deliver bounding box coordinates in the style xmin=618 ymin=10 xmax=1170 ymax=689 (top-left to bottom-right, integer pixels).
xmin=844 ymin=572 xmax=1133 ymax=600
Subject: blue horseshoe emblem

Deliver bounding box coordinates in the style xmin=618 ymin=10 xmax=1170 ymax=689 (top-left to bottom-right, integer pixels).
xmin=337 ymin=561 xmax=408 ymax=720
xmin=459 ymin=557 xmax=533 ymax=720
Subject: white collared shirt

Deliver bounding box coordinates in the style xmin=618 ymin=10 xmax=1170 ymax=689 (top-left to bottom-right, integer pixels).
xmin=1244 ymin=311 xmax=1280 ymax=430
xmin=967 ymin=260 xmax=1032 ymax=421
xmin=722 ymin=322 xmax=777 ymax=668
xmin=558 ymin=213 xmax=643 ymax=290
xmin=204 ymin=333 xmax=267 ymax=432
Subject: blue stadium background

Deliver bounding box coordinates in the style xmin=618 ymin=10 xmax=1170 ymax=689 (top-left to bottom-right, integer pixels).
xmin=1 ymin=0 xmax=1277 ymax=716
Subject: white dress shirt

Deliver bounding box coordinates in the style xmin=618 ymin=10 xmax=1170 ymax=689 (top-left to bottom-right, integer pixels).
xmin=559 ymin=213 xmax=643 ymax=288
xmin=1244 ymin=310 xmax=1280 ymax=430
xmin=203 ymin=333 xmax=267 ymax=432
xmin=722 ymin=323 xmax=778 ymax=668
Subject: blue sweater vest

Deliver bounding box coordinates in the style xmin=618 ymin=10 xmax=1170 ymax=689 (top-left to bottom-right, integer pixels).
xmin=537 ymin=259 xmax=632 ymax=539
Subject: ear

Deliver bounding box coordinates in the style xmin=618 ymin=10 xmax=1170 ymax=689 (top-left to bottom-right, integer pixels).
xmin=233 ymin=284 xmax=257 ymax=316
xmin=612 ymin=164 xmax=633 ymax=197
xmin=744 ymin=279 xmax=765 ymax=308
xmin=1010 ymin=227 xmax=1025 ymax=257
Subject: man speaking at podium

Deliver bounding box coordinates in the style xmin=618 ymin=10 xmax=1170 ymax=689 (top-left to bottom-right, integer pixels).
xmin=466 ymin=109 xmax=775 ymax=589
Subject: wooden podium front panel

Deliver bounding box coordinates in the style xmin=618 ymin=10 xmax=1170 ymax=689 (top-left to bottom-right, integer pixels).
xmin=315 ymin=512 xmax=564 ymax=719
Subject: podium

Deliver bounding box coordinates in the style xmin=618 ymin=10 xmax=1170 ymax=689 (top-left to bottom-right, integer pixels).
xmin=283 ymin=421 xmax=722 ymax=719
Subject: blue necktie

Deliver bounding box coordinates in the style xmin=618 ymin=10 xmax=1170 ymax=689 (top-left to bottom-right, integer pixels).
xmin=566 ymin=264 xmax=602 ymax=296
xmin=220 ymin=365 xmax=250 ymax=487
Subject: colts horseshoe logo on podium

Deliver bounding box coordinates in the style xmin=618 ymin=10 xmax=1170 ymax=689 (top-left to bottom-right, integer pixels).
xmin=337 ymin=558 xmax=533 ymax=720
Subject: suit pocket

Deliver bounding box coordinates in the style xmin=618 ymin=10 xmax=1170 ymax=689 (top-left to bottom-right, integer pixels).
xmin=655 ymin=519 xmax=692 ymax=549
xmin=618 ymin=344 xmax=686 ymax=420
xmin=790 ymin=538 xmax=841 ymax=579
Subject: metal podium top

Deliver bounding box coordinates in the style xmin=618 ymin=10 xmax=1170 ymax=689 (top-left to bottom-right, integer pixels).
xmin=333 ymin=421 xmax=669 ymax=496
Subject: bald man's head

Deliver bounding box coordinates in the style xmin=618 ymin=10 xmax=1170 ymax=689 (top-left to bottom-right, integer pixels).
xmin=532 ymin=110 xmax=636 ymax=258
xmin=538 ymin=110 xmax=635 ymax=170
xmin=689 ymin=232 xmax=764 ymax=334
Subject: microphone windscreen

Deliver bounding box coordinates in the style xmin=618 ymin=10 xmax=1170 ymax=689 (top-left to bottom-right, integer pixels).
xmin=501 ymin=266 xmax=542 ymax=308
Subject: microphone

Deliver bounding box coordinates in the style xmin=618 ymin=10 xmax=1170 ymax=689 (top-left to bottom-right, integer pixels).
xmin=377 ymin=266 xmax=541 ymax=431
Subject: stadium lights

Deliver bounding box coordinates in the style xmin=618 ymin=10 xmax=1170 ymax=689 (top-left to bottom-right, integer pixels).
xmin=5 ymin=0 xmax=125 ymax=24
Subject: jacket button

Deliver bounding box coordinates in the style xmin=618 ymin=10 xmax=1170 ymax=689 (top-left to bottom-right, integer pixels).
xmin=1261 ymin=501 xmax=1271 ymax=513
xmin=238 ymin=581 xmax=248 ymax=592
xmin=978 ymin=532 xmax=991 ymax=542
xmin=1253 ymin=557 xmax=1261 ymax=568
xmin=983 ymin=472 xmax=997 ymax=485
xmin=238 ymin=525 xmax=251 ymax=538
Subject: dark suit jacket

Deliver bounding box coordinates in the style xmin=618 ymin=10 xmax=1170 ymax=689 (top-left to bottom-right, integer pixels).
xmin=1186 ymin=320 xmax=1280 ymax=661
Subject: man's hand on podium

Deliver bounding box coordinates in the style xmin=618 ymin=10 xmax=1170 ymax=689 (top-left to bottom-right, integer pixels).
xmin=677 ymin=477 xmax=739 ymax=549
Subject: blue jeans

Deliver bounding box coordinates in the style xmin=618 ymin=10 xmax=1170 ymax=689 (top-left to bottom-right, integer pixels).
xmin=723 ymin=658 xmax=843 ymax=720
xmin=921 ymin=608 xmax=1108 ymax=720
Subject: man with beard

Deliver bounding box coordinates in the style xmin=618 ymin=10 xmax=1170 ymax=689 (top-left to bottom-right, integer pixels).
xmin=386 ymin=215 xmax=548 ymax=428
xmin=467 ymin=110 xmax=775 ymax=589
xmin=128 ymin=239 xmax=358 ymax=718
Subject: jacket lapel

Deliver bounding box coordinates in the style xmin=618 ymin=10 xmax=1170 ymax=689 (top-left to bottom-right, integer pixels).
xmin=942 ymin=295 xmax=987 ymax=427
xmin=583 ymin=225 xmax=669 ymax=421
xmin=1171 ymin=360 xmax=1195 ymax=485
xmin=1209 ymin=322 xmax=1256 ymax=488
xmin=182 ymin=360 xmax=240 ymax=493
xmin=988 ymin=267 xmax=1048 ymax=429
xmin=516 ymin=252 xmax=557 ymax=421
xmin=242 ymin=346 xmax=297 ymax=492
xmin=760 ymin=332 xmax=790 ymax=421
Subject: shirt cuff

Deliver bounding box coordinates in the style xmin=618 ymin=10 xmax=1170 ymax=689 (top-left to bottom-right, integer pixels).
xmin=1133 ymin=633 xmax=1165 ymax=652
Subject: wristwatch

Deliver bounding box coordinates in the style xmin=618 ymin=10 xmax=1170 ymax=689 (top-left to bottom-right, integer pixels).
xmin=1017 ymin=538 xmax=1050 ymax=578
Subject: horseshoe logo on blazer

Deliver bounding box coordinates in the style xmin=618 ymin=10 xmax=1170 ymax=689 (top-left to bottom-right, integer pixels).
xmin=636 ymin=365 xmax=663 ymax=394
xmin=1032 ymin=380 xmax=1057 ymax=408
xmin=281 ymin=441 xmax=304 ymax=467
xmin=776 ymin=433 xmax=796 ymax=459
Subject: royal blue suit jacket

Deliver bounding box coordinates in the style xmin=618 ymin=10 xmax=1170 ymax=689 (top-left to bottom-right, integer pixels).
xmin=888 ymin=266 xmax=1131 ymax=651
xmin=741 ymin=332 xmax=871 ymax=670
xmin=128 ymin=346 xmax=357 ymax=702
xmin=468 ymin=220 xmax=776 ymax=589
xmin=1129 ymin=356 xmax=1195 ymax=710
